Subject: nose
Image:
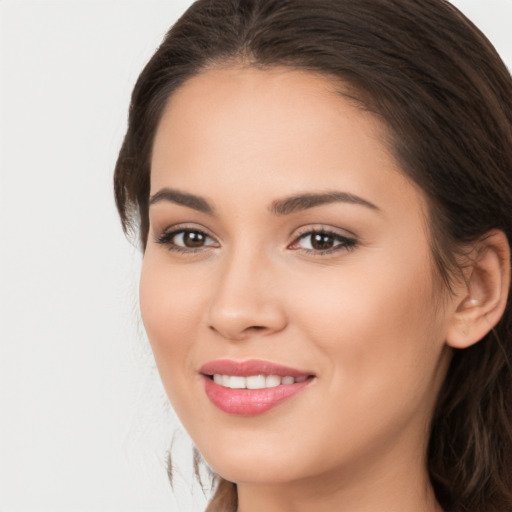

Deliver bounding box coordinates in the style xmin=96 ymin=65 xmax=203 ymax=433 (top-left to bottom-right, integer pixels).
xmin=206 ymin=249 xmax=287 ymax=341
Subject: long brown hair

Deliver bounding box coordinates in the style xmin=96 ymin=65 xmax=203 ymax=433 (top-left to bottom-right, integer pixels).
xmin=114 ymin=1 xmax=512 ymax=510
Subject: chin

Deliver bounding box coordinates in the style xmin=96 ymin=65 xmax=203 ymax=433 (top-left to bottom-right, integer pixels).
xmin=207 ymin=458 xmax=299 ymax=486
xmin=195 ymin=432 xmax=317 ymax=486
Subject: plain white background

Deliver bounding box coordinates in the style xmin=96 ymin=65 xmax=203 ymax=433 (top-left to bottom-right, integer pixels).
xmin=0 ymin=1 xmax=511 ymax=511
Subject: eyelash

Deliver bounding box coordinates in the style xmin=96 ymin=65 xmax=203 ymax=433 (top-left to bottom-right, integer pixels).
xmin=290 ymin=229 xmax=357 ymax=254
xmin=155 ymin=227 xmax=357 ymax=255
xmin=156 ymin=227 xmax=219 ymax=254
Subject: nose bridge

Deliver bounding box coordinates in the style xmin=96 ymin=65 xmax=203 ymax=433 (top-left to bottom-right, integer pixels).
xmin=207 ymin=241 xmax=286 ymax=340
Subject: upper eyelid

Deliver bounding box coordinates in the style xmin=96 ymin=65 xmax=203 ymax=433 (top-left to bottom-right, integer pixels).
xmin=289 ymin=231 xmax=358 ymax=256
xmin=157 ymin=223 xmax=217 ymax=238
xmin=295 ymin=231 xmax=353 ymax=242
xmin=155 ymin=227 xmax=220 ymax=254
xmin=154 ymin=224 xmax=220 ymax=248
xmin=291 ymin=224 xmax=357 ymax=240
xmin=291 ymin=230 xmax=356 ymax=246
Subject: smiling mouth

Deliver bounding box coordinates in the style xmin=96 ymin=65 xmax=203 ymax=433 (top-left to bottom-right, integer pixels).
xmin=207 ymin=374 xmax=310 ymax=389
xmin=200 ymin=359 xmax=316 ymax=415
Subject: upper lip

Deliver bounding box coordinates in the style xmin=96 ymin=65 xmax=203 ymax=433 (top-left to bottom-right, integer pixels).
xmin=199 ymin=359 xmax=314 ymax=378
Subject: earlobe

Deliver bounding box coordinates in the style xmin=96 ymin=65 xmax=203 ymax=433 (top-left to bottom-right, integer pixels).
xmin=446 ymin=230 xmax=511 ymax=349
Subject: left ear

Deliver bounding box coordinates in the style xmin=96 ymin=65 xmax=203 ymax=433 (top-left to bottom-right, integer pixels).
xmin=446 ymin=230 xmax=511 ymax=349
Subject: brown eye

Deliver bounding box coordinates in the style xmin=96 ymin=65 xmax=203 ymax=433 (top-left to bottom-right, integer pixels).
xmin=310 ymin=233 xmax=335 ymax=250
xmin=156 ymin=228 xmax=218 ymax=251
xmin=180 ymin=230 xmax=208 ymax=248
xmin=291 ymin=230 xmax=357 ymax=254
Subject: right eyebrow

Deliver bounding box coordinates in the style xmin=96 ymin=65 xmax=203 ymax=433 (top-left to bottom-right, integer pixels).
xmin=149 ymin=188 xmax=214 ymax=214
xmin=269 ymin=191 xmax=380 ymax=215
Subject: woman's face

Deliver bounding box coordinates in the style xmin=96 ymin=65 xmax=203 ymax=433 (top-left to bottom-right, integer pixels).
xmin=141 ymin=67 xmax=454 ymax=487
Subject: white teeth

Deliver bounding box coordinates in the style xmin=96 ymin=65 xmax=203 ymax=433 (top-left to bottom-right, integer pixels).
xmin=246 ymin=375 xmax=266 ymax=389
xmin=265 ymin=375 xmax=281 ymax=388
xmin=212 ymin=374 xmax=305 ymax=389
xmin=229 ymin=376 xmax=246 ymax=389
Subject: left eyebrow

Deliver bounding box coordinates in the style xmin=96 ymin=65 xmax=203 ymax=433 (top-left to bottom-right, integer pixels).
xmin=269 ymin=191 xmax=380 ymax=215
xmin=149 ymin=188 xmax=214 ymax=214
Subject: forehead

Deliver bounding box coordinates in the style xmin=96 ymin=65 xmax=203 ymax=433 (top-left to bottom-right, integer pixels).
xmin=150 ymin=66 xmax=424 ymax=216
xmin=152 ymin=66 xmax=381 ymax=159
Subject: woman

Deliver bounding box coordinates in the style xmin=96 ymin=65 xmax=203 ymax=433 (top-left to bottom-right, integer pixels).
xmin=114 ymin=0 xmax=512 ymax=510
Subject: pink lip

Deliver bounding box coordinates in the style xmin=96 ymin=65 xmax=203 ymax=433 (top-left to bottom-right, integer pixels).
xmin=200 ymin=359 xmax=312 ymax=378
xmin=200 ymin=359 xmax=315 ymax=416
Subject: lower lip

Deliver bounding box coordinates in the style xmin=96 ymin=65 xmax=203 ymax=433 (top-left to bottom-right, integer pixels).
xmin=203 ymin=376 xmax=312 ymax=416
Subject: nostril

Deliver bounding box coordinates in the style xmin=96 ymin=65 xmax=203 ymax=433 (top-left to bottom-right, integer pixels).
xmin=208 ymin=323 xmax=268 ymax=340
xmin=207 ymin=298 xmax=288 ymax=340
xmin=242 ymin=325 xmax=269 ymax=336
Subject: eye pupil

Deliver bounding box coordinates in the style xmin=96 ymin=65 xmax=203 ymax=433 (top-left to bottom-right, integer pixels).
xmin=183 ymin=231 xmax=206 ymax=247
xmin=311 ymin=233 xmax=334 ymax=250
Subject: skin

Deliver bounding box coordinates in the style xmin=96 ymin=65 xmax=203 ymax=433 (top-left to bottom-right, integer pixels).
xmin=140 ymin=67 xmax=462 ymax=512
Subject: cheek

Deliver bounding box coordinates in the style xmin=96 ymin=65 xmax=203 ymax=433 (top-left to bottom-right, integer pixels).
xmin=274 ymin=252 xmax=449 ymax=472
xmin=139 ymin=253 xmax=204 ymax=400
xmin=290 ymin=245 xmax=446 ymax=406
xmin=140 ymin=260 xmax=194 ymax=342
